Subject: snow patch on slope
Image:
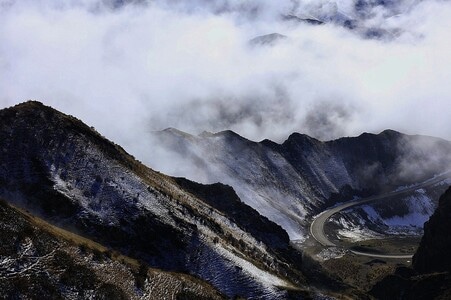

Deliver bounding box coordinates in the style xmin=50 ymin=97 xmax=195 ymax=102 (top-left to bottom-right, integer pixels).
xmin=334 ymin=212 xmax=384 ymax=242
xmin=333 ymin=189 xmax=438 ymax=241
xmin=214 ymin=244 xmax=292 ymax=290
xmin=366 ymin=190 xmax=434 ymax=229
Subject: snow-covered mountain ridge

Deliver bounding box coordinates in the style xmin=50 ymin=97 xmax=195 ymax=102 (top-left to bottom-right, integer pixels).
xmin=150 ymin=128 xmax=451 ymax=241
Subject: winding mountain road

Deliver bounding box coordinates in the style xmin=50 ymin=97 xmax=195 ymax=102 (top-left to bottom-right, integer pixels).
xmin=310 ymin=173 xmax=451 ymax=258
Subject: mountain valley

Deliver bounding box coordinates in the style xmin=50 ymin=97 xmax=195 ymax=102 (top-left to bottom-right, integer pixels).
xmin=2 ymin=0 xmax=451 ymax=298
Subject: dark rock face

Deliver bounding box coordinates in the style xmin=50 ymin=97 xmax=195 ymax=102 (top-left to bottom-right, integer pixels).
xmin=174 ymin=178 xmax=290 ymax=248
xmin=279 ymin=130 xmax=407 ymax=196
xmin=370 ymin=272 xmax=451 ymax=300
xmin=413 ymin=187 xmax=451 ymax=273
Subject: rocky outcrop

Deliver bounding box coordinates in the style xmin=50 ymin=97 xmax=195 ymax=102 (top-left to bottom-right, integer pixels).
xmin=413 ymin=187 xmax=451 ymax=273
xmin=174 ymin=178 xmax=290 ymax=248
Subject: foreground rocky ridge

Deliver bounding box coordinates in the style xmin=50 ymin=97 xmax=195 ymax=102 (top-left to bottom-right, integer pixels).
xmin=0 ymin=101 xmax=313 ymax=299
xmin=0 ymin=198 xmax=225 ymax=299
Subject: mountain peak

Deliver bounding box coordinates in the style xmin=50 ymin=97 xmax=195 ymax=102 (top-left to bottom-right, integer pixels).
xmin=283 ymin=132 xmax=321 ymax=146
xmin=378 ymin=129 xmax=403 ymax=138
xmin=15 ymin=100 xmax=45 ymax=108
xmin=197 ymin=129 xmax=248 ymax=141
xmin=161 ymin=127 xmax=194 ymax=139
xmin=6 ymin=100 xmax=68 ymax=120
xmin=249 ymin=33 xmax=287 ymax=46
xmin=7 ymin=100 xmax=54 ymax=115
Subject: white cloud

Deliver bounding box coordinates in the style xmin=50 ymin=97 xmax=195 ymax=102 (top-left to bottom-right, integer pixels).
xmin=1 ymin=0 xmax=451 ymax=165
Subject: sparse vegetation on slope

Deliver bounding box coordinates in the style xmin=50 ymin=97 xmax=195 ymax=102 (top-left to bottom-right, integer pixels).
xmin=0 ymin=198 xmax=225 ymax=300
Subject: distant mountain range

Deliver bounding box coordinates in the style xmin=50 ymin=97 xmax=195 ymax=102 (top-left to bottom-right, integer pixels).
xmin=150 ymin=127 xmax=451 ymax=241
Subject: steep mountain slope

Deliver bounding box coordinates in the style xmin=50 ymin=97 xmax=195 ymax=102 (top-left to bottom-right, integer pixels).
xmin=0 ymin=198 xmax=225 ymax=300
xmin=0 ymin=101 xmax=310 ymax=299
xmin=413 ymin=186 xmax=451 ymax=273
xmin=149 ymin=129 xmax=451 ymax=240
xmin=173 ymin=178 xmax=290 ymax=250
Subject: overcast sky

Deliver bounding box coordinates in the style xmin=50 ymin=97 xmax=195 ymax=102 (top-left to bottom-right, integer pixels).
xmin=1 ymin=0 xmax=451 ymax=163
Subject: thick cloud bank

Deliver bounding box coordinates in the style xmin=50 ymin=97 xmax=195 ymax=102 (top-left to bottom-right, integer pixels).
xmin=1 ymin=0 xmax=451 ymax=163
